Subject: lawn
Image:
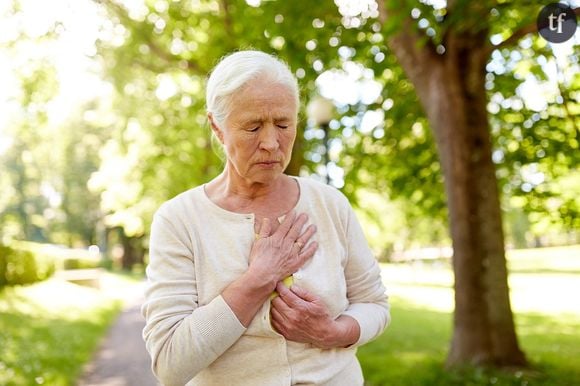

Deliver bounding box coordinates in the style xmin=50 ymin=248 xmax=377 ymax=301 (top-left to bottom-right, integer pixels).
xmin=358 ymin=245 xmax=580 ymax=386
xmin=0 ymin=245 xmax=578 ymax=386
xmin=0 ymin=273 xmax=139 ymax=386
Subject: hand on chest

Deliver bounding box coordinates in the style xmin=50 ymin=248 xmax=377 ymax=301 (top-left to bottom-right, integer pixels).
xmin=253 ymin=214 xmax=283 ymax=235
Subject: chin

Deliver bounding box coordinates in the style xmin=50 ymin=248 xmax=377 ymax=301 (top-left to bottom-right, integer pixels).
xmin=252 ymin=170 xmax=284 ymax=184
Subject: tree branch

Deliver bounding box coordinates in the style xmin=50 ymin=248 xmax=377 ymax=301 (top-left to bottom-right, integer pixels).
xmin=144 ymin=38 xmax=204 ymax=74
xmin=377 ymin=0 xmax=440 ymax=85
xmin=93 ymin=0 xmax=205 ymax=75
xmin=219 ymin=0 xmax=236 ymax=48
xmin=487 ymin=7 xmax=579 ymax=55
xmin=489 ymin=22 xmax=536 ymax=53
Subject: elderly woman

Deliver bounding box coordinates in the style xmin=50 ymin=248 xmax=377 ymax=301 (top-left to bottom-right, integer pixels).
xmin=142 ymin=50 xmax=390 ymax=386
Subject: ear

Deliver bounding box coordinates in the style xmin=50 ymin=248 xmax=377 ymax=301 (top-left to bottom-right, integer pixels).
xmin=208 ymin=113 xmax=224 ymax=144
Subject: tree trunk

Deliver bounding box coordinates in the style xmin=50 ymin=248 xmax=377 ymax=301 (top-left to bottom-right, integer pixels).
xmin=120 ymin=230 xmax=144 ymax=270
xmin=286 ymin=128 xmax=304 ymax=176
xmin=431 ymin=42 xmax=526 ymax=368
xmin=379 ymin=4 xmax=527 ymax=367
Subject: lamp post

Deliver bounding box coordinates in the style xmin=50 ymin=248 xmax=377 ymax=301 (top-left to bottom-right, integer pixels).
xmin=306 ymin=96 xmax=334 ymax=184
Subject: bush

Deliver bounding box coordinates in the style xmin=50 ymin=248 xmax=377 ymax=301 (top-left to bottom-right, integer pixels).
xmin=62 ymin=257 xmax=101 ymax=270
xmin=0 ymin=244 xmax=55 ymax=287
xmin=13 ymin=241 xmax=102 ymax=271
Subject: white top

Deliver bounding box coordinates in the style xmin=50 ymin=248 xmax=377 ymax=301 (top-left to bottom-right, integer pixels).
xmin=142 ymin=176 xmax=390 ymax=386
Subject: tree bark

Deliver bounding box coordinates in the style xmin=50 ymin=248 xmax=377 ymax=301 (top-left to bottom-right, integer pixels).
xmin=120 ymin=229 xmax=144 ymax=270
xmin=379 ymin=1 xmax=526 ymax=367
xmin=286 ymin=131 xmax=304 ymax=176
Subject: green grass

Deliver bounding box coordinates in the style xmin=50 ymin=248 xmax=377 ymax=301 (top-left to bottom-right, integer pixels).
xmin=358 ymin=245 xmax=580 ymax=386
xmin=1 ymin=245 xmax=578 ymax=386
xmin=0 ymin=273 xmax=137 ymax=386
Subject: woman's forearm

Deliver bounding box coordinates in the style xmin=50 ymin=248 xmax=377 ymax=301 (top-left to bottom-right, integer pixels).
xmin=222 ymin=269 xmax=276 ymax=327
xmin=146 ymin=270 xmax=275 ymax=385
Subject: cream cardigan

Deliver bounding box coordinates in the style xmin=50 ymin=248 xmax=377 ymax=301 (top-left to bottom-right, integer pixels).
xmin=142 ymin=176 xmax=390 ymax=386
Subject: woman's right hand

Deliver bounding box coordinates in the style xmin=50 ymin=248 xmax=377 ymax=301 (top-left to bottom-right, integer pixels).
xmin=248 ymin=211 xmax=318 ymax=291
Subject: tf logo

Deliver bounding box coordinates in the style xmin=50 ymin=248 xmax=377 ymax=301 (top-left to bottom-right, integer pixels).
xmin=537 ymin=3 xmax=577 ymax=43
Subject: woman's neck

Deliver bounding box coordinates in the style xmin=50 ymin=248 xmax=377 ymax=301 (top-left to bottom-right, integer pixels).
xmin=206 ymin=168 xmax=291 ymax=212
xmin=218 ymin=168 xmax=284 ymax=199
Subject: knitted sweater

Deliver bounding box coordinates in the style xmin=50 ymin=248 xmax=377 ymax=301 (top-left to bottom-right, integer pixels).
xmin=142 ymin=176 xmax=390 ymax=386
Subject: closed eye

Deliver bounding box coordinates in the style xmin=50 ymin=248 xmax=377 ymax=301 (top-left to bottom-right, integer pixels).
xmin=277 ymin=124 xmax=289 ymax=129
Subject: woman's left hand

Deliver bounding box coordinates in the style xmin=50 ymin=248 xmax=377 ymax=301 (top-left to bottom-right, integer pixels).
xmin=270 ymin=283 xmax=359 ymax=349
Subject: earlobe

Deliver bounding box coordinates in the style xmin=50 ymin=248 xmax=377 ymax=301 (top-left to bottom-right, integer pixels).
xmin=208 ymin=113 xmax=224 ymax=144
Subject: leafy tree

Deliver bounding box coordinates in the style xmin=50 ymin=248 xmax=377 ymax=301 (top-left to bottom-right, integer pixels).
xmin=92 ymin=0 xmax=353 ymax=241
xmin=0 ymin=62 xmax=57 ymax=242
xmin=0 ymin=2 xmax=109 ymax=247
xmin=92 ymin=0 xmax=580 ymax=369
xmin=375 ymin=0 xmax=578 ymax=367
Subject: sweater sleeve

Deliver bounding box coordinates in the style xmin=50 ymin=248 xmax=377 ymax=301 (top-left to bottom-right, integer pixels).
xmin=142 ymin=210 xmax=246 ymax=386
xmin=339 ymin=203 xmax=391 ymax=347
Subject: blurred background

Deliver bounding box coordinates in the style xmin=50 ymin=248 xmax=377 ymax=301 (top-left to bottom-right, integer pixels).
xmin=0 ymin=0 xmax=578 ymax=385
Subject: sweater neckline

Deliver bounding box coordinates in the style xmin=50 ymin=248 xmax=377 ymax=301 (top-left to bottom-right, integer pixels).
xmin=198 ymin=176 xmax=304 ymax=222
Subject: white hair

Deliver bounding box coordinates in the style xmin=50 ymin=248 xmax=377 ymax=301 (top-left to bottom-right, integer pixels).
xmin=206 ymin=50 xmax=299 ymax=127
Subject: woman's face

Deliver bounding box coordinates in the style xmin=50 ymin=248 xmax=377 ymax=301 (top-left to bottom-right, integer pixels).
xmin=212 ymin=77 xmax=298 ymax=184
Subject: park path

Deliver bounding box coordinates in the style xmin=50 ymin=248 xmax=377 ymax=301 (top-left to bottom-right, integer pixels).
xmin=78 ymin=281 xmax=160 ymax=386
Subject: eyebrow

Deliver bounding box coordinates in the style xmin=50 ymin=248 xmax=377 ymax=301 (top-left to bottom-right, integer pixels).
xmin=240 ymin=116 xmax=293 ymax=125
xmin=241 ymin=118 xmax=263 ymax=126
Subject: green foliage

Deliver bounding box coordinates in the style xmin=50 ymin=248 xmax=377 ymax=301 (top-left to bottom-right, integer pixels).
xmin=0 ymin=13 xmax=107 ymax=246
xmin=61 ymin=258 xmax=100 ymax=271
xmin=355 ymin=189 xmax=450 ymax=259
xmin=484 ymin=4 xmax=580 ymax=230
xmin=91 ymin=0 xmax=579 ymax=246
xmin=0 ymin=244 xmax=55 ymax=287
xmin=1 ymin=0 xmax=578 ymax=250
xmin=90 ymin=0 xmax=448 ymax=238
xmin=90 ymin=0 xmax=356 ymax=234
xmin=0 ymin=277 xmax=126 ymax=386
xmin=13 ymin=241 xmax=102 ymax=272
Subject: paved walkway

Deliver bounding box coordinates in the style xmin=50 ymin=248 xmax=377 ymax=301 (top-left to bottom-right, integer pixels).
xmin=78 ymin=282 xmax=159 ymax=386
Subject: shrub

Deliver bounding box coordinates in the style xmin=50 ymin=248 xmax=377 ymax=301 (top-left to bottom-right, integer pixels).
xmin=13 ymin=241 xmax=102 ymax=271
xmin=0 ymin=244 xmax=55 ymax=287
xmin=63 ymin=257 xmax=101 ymax=270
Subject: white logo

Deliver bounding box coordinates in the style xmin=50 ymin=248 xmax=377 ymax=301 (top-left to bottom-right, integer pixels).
xmin=548 ymin=12 xmax=566 ymax=33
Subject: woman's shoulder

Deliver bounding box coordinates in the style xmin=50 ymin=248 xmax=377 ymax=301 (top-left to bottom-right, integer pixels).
xmin=294 ymin=176 xmax=350 ymax=207
xmin=154 ymin=185 xmax=205 ymax=220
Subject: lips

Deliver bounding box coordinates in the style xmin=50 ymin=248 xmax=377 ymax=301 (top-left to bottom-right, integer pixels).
xmin=255 ymin=160 xmax=281 ymax=169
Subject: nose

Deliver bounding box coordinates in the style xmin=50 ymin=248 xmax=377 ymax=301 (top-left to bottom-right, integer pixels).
xmin=259 ymin=124 xmax=279 ymax=152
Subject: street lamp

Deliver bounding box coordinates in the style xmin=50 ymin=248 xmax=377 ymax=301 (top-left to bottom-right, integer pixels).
xmin=306 ymin=96 xmax=334 ymax=184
